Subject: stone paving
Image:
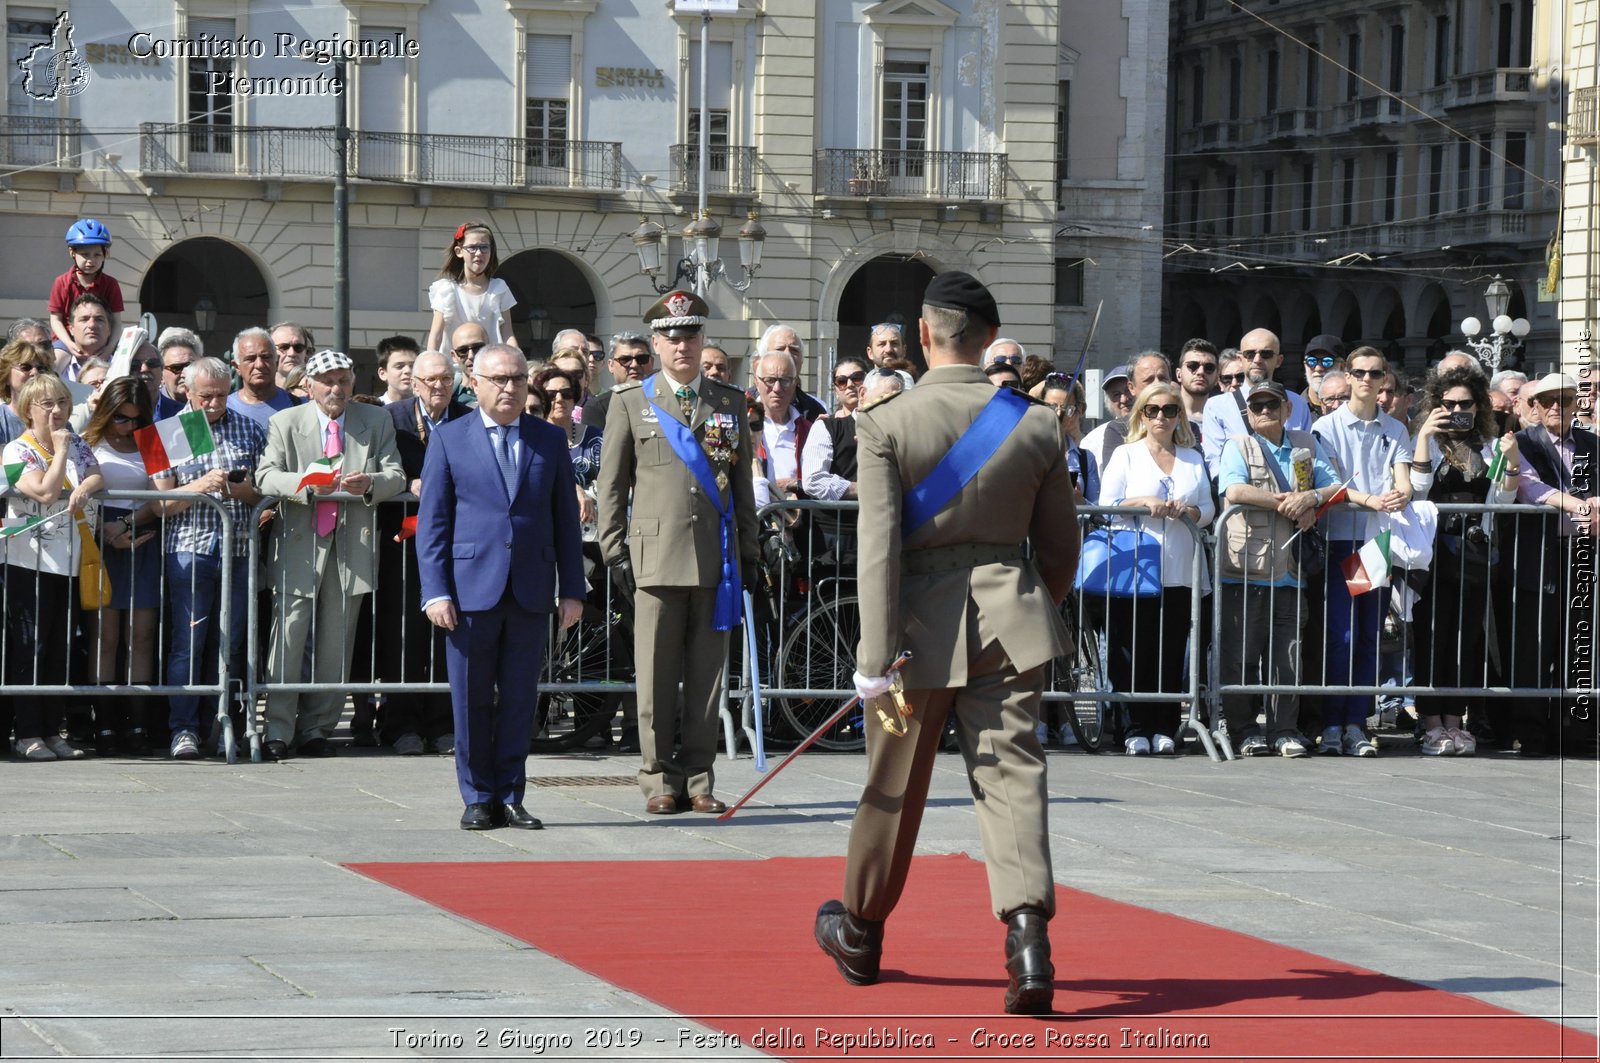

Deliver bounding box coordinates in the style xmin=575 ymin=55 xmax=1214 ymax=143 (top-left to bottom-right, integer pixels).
xmin=0 ymin=737 xmax=1594 ymax=1059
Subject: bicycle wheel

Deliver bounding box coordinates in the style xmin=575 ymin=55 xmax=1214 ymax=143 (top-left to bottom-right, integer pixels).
xmin=531 ymin=606 xmax=628 ymax=753
xmin=774 ymin=593 xmax=866 ymax=751
xmin=1058 ymin=600 xmax=1112 ymax=753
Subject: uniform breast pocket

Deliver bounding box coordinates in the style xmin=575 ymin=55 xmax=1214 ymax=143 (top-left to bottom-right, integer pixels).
xmin=639 ymin=434 xmax=671 ymax=467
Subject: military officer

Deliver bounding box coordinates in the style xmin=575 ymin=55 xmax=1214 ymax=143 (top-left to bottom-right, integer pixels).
xmin=813 ymin=272 xmax=1080 ymax=1014
xmin=595 ymin=290 xmax=758 ymax=815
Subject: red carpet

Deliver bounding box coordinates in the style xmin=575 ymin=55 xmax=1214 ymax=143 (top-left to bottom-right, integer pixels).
xmin=350 ymin=855 xmax=1595 ymax=1061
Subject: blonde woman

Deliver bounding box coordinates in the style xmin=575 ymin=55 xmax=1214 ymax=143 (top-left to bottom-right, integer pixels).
xmin=1099 ymin=381 xmax=1214 ymax=754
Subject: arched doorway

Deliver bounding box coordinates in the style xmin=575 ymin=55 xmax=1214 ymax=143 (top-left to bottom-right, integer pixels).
xmin=498 ymin=249 xmax=599 ymax=354
xmin=836 ymin=255 xmax=937 ymax=372
xmin=139 ymin=238 xmax=270 ymax=356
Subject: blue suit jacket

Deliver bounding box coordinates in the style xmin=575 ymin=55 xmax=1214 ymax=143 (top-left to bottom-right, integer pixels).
xmin=416 ymin=412 xmax=586 ymax=614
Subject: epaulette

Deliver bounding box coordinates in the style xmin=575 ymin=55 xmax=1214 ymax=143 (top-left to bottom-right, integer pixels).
xmin=613 ymin=379 xmax=643 ymax=392
xmin=858 ymin=389 xmax=906 ymax=413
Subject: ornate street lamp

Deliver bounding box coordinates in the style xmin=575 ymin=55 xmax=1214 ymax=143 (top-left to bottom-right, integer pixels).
xmin=631 ymin=210 xmax=764 ymax=295
xmin=1458 ymin=274 xmax=1531 ymax=374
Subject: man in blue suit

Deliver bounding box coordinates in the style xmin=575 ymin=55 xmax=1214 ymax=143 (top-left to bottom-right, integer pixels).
xmin=417 ymin=344 xmax=586 ymax=830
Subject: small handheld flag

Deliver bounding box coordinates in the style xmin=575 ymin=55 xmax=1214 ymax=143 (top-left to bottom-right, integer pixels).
xmin=296 ymin=454 xmax=344 ymax=492
xmin=134 ymin=409 xmax=215 ymax=476
xmin=1342 ymin=528 xmax=1392 ymax=596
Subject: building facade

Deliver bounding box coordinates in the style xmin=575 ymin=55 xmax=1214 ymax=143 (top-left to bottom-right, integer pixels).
xmin=0 ymin=0 xmax=1074 ymax=392
xmin=1163 ymin=0 xmax=1563 ymax=375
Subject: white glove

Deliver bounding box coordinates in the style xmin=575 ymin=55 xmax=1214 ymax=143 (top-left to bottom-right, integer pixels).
xmin=853 ymin=670 xmax=893 ymax=702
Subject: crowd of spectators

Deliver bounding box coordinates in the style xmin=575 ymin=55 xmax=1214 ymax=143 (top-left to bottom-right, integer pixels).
xmin=0 ymin=293 xmax=1594 ymax=763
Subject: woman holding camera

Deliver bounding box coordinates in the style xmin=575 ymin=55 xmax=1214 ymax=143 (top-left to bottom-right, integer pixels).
xmin=1409 ymin=366 xmax=1519 ymax=756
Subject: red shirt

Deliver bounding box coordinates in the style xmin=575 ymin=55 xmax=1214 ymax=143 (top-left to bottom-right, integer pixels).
xmin=48 ymin=268 xmax=124 ymax=318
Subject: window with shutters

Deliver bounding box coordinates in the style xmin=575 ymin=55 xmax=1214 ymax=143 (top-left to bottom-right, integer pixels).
xmin=524 ymin=34 xmax=571 ymax=170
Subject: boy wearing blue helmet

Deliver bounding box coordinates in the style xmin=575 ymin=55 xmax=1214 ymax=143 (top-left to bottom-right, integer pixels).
xmin=48 ymin=218 xmax=124 ymax=379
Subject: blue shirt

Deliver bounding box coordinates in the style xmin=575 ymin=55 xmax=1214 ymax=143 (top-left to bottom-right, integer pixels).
xmin=227 ymin=388 xmax=300 ymax=433
xmin=1311 ymin=405 xmax=1413 ymax=542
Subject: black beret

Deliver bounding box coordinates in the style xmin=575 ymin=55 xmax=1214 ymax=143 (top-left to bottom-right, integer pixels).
xmin=921 ymin=271 xmax=1000 ymax=328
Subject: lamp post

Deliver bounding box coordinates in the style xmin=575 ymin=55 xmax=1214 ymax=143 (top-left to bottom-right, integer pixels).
xmin=1458 ymin=274 xmax=1531 ymax=374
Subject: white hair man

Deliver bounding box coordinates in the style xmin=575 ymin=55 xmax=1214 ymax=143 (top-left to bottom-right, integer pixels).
xmin=760 ymin=324 xmax=827 ymax=420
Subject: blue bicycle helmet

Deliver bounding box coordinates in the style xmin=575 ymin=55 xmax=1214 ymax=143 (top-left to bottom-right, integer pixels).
xmin=65 ymin=218 xmax=111 ymax=246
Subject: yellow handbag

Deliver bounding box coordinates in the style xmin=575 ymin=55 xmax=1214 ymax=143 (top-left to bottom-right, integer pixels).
xmin=76 ymin=515 xmax=113 ymax=610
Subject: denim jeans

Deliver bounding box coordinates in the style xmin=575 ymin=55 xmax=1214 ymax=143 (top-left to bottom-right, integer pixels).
xmin=166 ymin=551 xmax=250 ymax=734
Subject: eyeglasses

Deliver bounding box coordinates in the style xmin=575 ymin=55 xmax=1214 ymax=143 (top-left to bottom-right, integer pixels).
xmin=132 ymin=357 xmax=161 ymax=370
xmin=1241 ymin=348 xmax=1277 ymax=361
xmin=586 ymin=349 xmax=605 ymax=362
xmin=614 ymin=353 xmax=653 ymax=367
xmin=1321 ymin=394 xmax=1349 ymax=406
xmin=835 ymin=371 xmax=867 ymax=386
xmin=31 ymin=398 xmax=69 ymax=411
xmin=1247 ymin=398 xmax=1283 ymax=413
xmin=275 ymin=342 xmax=307 ymax=354
xmin=988 ymin=354 xmax=1023 ymax=366
xmin=1143 ymin=403 xmax=1182 ymax=419
xmin=1347 ymin=367 xmax=1385 ymax=380
xmin=544 ymin=386 xmax=576 ymax=399
xmin=478 ymin=374 xmax=526 ymax=390
xmin=453 ymin=342 xmax=486 ymax=358
xmin=16 ymin=362 xmax=46 ymax=374
xmin=1183 ymin=362 xmax=1217 ymax=374
xmin=111 ymin=413 xmax=141 ymax=425
xmin=758 ymin=375 xmax=796 ymax=389
xmin=1440 ymin=399 xmax=1477 ymax=411
xmin=1305 ymin=355 xmax=1337 ymax=369
xmin=461 ymin=243 xmax=492 ymax=254
xmin=164 ymin=362 xmax=190 ymax=374
xmin=1051 ymin=404 xmax=1078 ymax=417
xmin=1219 ymin=372 xmax=1247 ymax=386
xmin=416 ymin=374 xmax=453 ymax=386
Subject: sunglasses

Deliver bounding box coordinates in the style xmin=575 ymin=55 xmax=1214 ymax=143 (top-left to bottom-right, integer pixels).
xmin=1347 ymin=367 xmax=1385 ymax=379
xmin=1247 ymin=398 xmax=1283 ymax=413
xmin=164 ymin=362 xmax=190 ymax=374
xmin=275 ymin=342 xmax=308 ymax=354
xmin=1531 ymin=393 xmax=1573 ymax=407
xmin=835 ymin=371 xmax=867 ymax=386
xmin=544 ymin=386 xmax=576 ymax=399
xmin=1183 ymin=362 xmax=1217 ymax=374
xmin=1240 ymin=348 xmax=1277 ymax=360
xmin=988 ymin=354 xmax=1023 ymax=366
xmin=614 ymin=354 xmax=653 ymax=367
xmin=1143 ymin=403 xmax=1182 ymax=419
xmin=111 ymin=413 xmax=142 ymax=425
xmin=453 ymin=342 xmax=486 ymax=357
xmin=1440 ymin=399 xmax=1476 ymax=411
xmin=1305 ymin=355 xmax=1337 ymax=369
xmin=1219 ymin=372 xmax=1247 ymax=386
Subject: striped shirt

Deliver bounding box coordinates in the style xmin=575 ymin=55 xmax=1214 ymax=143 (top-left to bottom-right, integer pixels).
xmin=154 ymin=407 xmax=266 ymax=558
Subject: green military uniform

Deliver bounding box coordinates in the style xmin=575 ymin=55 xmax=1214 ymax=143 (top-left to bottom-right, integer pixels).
xmin=845 ymin=367 xmax=1080 ymax=922
xmin=594 ymin=292 xmax=758 ymax=807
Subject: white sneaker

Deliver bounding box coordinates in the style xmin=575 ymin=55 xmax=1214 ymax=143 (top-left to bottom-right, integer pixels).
xmin=1420 ymin=727 xmax=1455 ymax=756
xmin=1152 ymin=734 xmax=1176 ymax=755
xmin=1343 ymin=725 xmax=1377 ymax=757
xmin=1238 ymin=734 xmax=1270 ymax=757
xmin=1124 ymin=735 xmax=1151 ymax=756
xmin=1448 ymin=727 xmax=1477 ymax=756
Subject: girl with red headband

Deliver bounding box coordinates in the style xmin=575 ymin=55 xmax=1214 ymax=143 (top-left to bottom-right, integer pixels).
xmin=425 ymin=221 xmax=519 ymax=353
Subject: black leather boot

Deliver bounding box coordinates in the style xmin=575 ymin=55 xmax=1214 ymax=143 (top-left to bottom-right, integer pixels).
xmin=1003 ymin=906 xmax=1054 ymax=1014
xmin=814 ymin=899 xmax=884 ymax=986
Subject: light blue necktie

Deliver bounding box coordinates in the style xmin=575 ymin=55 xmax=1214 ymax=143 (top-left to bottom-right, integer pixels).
xmin=494 ymin=424 xmax=518 ymax=499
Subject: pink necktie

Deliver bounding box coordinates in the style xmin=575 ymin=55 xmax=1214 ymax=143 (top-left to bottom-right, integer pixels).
xmin=316 ymin=420 xmax=341 ymax=537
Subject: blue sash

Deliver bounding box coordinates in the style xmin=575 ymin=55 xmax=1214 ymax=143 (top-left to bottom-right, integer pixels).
xmin=643 ymin=374 xmax=742 ymax=631
xmin=902 ymin=386 xmax=1030 ymax=537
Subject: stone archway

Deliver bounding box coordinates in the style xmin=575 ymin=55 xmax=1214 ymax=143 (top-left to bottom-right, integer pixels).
xmin=139 ymin=237 xmax=271 ymax=356
xmin=497 ymin=249 xmax=601 ymax=354
xmin=836 ymin=254 xmax=939 ymax=373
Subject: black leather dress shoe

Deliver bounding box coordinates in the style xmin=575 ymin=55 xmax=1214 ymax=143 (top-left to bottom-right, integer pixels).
xmin=460 ymin=803 xmax=496 ymax=830
xmin=499 ymin=803 xmax=543 ymax=830
xmin=263 ymin=740 xmax=289 ymax=762
xmin=814 ymin=899 xmax=884 ymax=986
xmin=1003 ymin=907 xmax=1055 ymax=1015
xmin=298 ymin=738 xmax=338 ymax=758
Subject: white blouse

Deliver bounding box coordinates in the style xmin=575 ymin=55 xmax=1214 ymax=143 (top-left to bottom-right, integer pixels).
xmin=428 ymin=276 xmax=517 ymax=344
xmin=1100 ymin=441 xmax=1215 ymax=592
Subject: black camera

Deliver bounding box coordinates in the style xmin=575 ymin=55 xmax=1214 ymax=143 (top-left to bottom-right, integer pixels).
xmin=227 ymin=469 xmax=247 ymax=483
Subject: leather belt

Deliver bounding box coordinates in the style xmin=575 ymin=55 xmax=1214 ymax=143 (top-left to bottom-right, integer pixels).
xmin=902 ymin=542 xmax=1026 ymax=576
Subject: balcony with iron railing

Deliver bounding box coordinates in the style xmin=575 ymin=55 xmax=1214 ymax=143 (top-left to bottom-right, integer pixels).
xmin=1167 ymin=207 xmax=1551 ymax=266
xmin=1573 ymin=86 xmax=1599 ymax=147
xmin=0 ymin=115 xmax=82 ymax=171
xmin=667 ymin=144 xmax=757 ymax=196
xmin=138 ymin=123 xmax=623 ymax=191
xmin=814 ymin=148 xmax=1006 ymax=200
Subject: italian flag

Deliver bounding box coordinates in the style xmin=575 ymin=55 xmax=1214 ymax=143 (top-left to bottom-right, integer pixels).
xmin=1342 ymin=529 xmax=1392 ymax=596
xmin=1485 ymin=438 xmax=1507 ymax=481
xmin=3 ymin=461 xmax=23 ymax=489
xmin=134 ymin=409 xmax=215 ymax=476
xmin=0 ymin=515 xmax=44 ymax=538
xmin=296 ymin=454 xmax=343 ymax=492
